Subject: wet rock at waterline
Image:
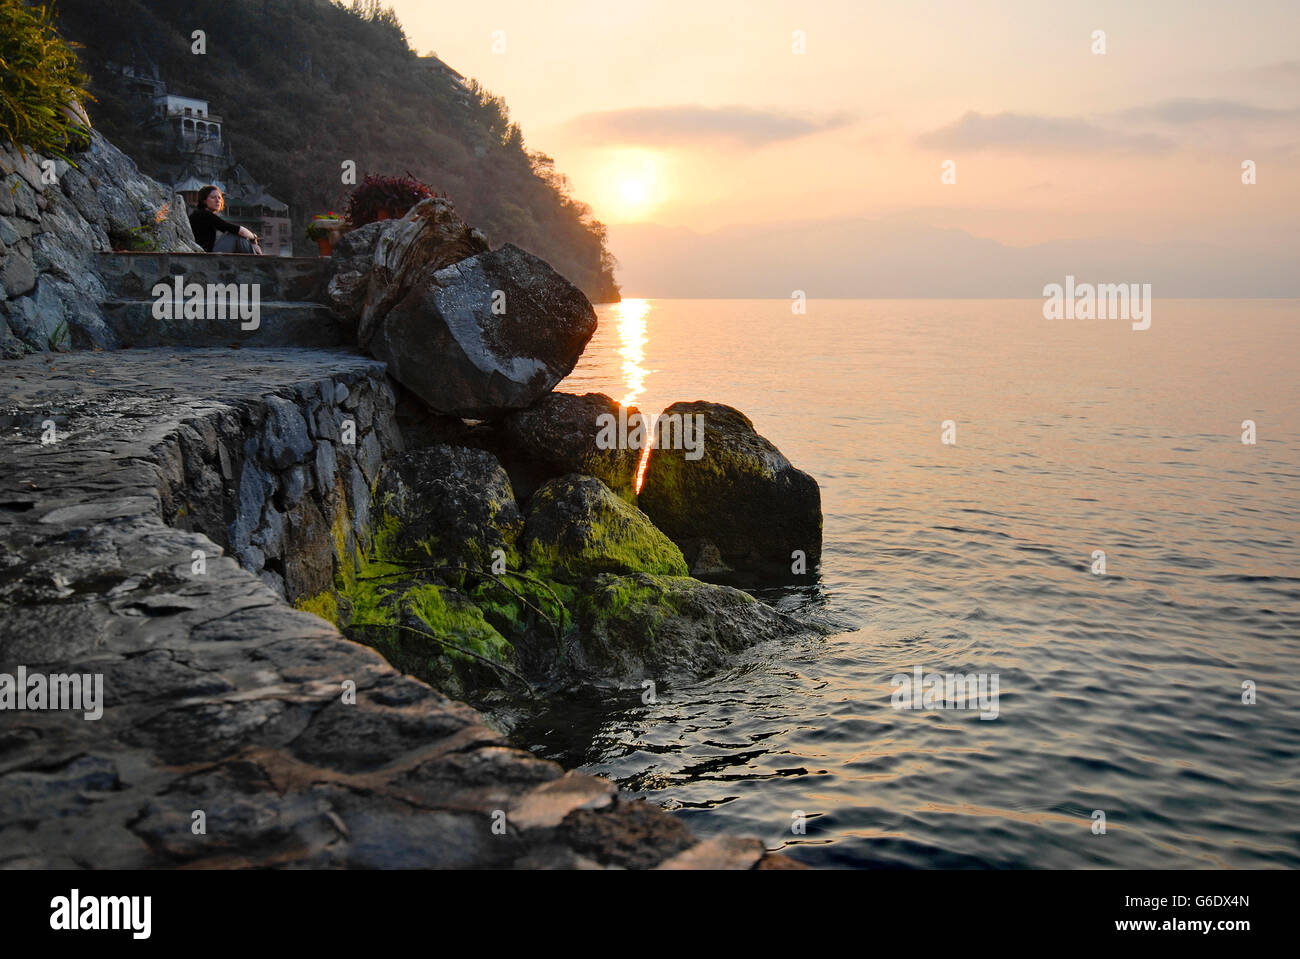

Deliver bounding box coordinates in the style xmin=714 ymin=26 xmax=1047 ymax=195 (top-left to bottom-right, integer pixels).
xmin=558 ymin=572 xmax=807 ymax=684
xmin=640 ymin=401 xmax=822 ymax=576
xmin=331 ymin=463 xmax=813 ymax=694
xmin=499 ymin=392 xmax=644 ymax=502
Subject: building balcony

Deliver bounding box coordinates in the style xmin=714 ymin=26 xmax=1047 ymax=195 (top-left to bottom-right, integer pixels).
xmin=159 ymin=109 xmax=223 ymax=123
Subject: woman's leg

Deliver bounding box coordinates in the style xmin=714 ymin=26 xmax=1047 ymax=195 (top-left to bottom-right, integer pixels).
xmin=212 ymin=233 xmax=261 ymax=254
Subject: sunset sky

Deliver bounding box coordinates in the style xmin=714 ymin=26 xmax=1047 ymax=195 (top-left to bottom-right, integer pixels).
xmin=388 ymin=0 xmax=1299 ymax=295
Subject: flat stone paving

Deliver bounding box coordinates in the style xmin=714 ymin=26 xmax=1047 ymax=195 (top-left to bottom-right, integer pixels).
xmin=0 ymin=347 xmax=779 ymax=868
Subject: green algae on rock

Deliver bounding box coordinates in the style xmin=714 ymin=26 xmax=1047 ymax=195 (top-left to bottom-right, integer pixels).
xmin=355 ymin=580 xmax=521 ymax=701
xmin=303 ymin=516 xmax=524 ymax=700
xmin=640 ymin=401 xmax=823 ymax=577
xmin=559 ymin=571 xmax=808 ymax=683
xmin=295 ymin=445 xmax=818 ymax=700
xmin=294 ymin=447 xmax=530 ymax=701
xmin=521 ymin=474 xmax=687 ymax=583
xmin=372 ymin=444 xmax=524 ymax=577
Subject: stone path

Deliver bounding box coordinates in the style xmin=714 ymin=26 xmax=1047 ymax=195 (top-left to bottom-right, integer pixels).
xmin=0 ymin=347 xmax=787 ymax=868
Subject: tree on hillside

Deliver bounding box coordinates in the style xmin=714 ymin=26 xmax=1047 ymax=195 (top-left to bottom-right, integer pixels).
xmin=50 ymin=0 xmax=619 ymax=301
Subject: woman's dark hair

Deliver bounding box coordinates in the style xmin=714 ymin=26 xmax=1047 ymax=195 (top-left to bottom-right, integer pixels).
xmin=195 ymin=185 xmax=222 ymax=212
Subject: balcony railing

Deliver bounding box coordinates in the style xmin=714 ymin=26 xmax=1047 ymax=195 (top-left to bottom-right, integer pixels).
xmin=159 ymin=109 xmax=223 ymax=123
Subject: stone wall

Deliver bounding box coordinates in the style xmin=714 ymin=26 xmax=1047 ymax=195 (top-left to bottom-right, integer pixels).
xmin=96 ymin=251 xmax=333 ymax=303
xmin=148 ymin=363 xmax=402 ymax=603
xmin=0 ymin=130 xmax=201 ymax=356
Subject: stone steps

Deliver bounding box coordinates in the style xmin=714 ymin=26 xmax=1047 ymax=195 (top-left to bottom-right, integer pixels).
xmin=100 ymin=297 xmax=349 ymax=348
xmin=96 ymin=251 xmax=332 ymax=302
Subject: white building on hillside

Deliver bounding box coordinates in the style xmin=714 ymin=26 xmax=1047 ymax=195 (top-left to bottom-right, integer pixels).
xmin=151 ymin=94 xmax=223 ymax=144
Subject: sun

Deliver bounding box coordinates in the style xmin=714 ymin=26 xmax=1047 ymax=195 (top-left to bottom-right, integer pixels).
xmin=605 ymin=152 xmax=661 ymax=219
xmin=620 ymin=176 xmax=650 ymax=208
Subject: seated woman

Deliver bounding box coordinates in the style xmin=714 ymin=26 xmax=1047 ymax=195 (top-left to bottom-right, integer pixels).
xmin=189 ymin=185 xmax=262 ymax=254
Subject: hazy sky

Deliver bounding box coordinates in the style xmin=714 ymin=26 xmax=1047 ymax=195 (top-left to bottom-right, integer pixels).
xmin=388 ymin=0 xmax=1299 ymax=294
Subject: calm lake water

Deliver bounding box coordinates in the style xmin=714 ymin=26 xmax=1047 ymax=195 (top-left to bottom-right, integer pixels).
xmin=537 ymin=298 xmax=1300 ymax=868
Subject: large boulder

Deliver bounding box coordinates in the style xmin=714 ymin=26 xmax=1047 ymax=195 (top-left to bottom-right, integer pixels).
xmin=521 ymin=475 xmax=687 ymax=584
xmin=499 ymin=392 xmax=644 ymax=502
xmin=322 ymin=197 xmax=598 ymax=418
xmin=323 ymin=220 xmax=394 ymax=324
xmin=640 ymin=402 xmax=822 ymax=576
xmin=354 ymin=197 xmax=491 ymax=344
xmin=371 ymin=445 xmax=524 ymax=572
xmin=361 ymin=241 xmax=598 ymax=417
xmin=326 ymin=199 xmax=490 ymax=331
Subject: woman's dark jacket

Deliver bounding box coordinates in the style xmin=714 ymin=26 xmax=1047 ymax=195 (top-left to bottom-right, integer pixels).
xmin=189 ymin=208 xmax=241 ymax=252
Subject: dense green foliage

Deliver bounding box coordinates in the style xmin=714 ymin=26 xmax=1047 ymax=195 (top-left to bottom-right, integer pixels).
xmin=51 ymin=0 xmax=619 ymax=300
xmin=0 ymin=0 xmax=91 ymax=157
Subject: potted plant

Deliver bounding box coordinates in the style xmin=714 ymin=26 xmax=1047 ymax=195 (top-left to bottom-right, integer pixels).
xmin=306 ymin=212 xmax=345 ymax=256
xmin=344 ymin=172 xmax=436 ymax=228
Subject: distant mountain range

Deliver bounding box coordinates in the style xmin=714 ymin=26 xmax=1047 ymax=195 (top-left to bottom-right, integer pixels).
xmin=608 ymin=219 xmax=1299 ymax=298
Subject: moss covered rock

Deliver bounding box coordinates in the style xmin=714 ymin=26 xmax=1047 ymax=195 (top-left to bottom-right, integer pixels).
xmin=639 ymin=401 xmax=822 ymax=577
xmin=522 ymin=474 xmax=687 ymax=583
xmin=347 ymin=579 xmax=519 ymax=702
xmin=559 ymin=572 xmax=805 ymax=683
xmin=372 ymin=444 xmax=523 ymax=575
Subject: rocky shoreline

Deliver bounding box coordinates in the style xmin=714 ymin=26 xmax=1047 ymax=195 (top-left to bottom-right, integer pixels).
xmin=1 ymin=129 xmax=826 ymax=868
xmin=0 ymin=348 xmax=808 ymax=868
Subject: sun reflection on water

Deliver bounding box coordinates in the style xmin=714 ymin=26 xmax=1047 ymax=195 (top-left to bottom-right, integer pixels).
xmin=614 ymin=297 xmax=651 ymax=407
xmin=612 ymin=298 xmax=655 ymax=493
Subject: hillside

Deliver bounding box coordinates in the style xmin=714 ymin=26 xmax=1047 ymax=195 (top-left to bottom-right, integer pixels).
xmin=50 ymin=0 xmax=619 ymax=302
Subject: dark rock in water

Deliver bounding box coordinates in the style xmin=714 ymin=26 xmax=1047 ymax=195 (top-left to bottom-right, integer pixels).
xmin=372 ymin=444 xmax=523 ymax=571
xmin=556 ymin=801 xmax=697 ymax=870
xmin=521 ymin=474 xmax=687 ymax=584
xmin=640 ymin=401 xmax=822 ymax=576
xmin=500 ymin=392 xmax=644 ymax=503
xmin=363 ymin=235 xmax=598 ymax=418
xmin=558 ymin=571 xmax=805 ymax=684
